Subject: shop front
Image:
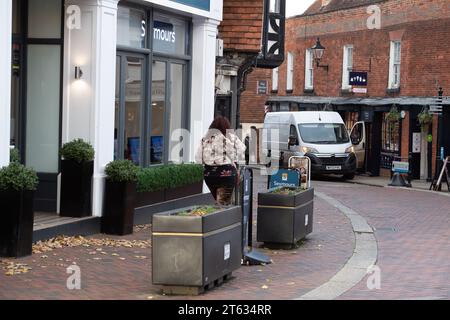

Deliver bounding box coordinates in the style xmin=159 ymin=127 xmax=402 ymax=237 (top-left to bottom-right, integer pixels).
xmin=266 ymin=96 xmax=442 ymax=180
xmin=1 ymin=0 xmax=222 ymax=216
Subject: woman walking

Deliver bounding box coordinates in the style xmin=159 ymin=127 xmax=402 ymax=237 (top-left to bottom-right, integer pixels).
xmin=196 ymin=116 xmax=246 ymax=206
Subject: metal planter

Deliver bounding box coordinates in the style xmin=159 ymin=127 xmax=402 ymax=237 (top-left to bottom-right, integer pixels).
xmin=257 ymin=188 xmax=314 ymax=246
xmin=152 ymin=205 xmax=242 ymax=292
xmin=60 ymin=160 xmax=93 ymax=217
xmin=0 ymin=190 xmax=35 ymax=257
xmin=101 ymin=180 xmax=136 ymax=236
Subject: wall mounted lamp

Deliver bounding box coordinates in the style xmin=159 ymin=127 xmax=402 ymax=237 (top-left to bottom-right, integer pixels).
xmin=75 ymin=66 xmax=83 ymax=79
xmin=311 ymin=38 xmax=329 ymax=71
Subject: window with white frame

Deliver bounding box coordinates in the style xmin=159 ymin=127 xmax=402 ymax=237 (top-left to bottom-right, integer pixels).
xmin=388 ymin=41 xmax=401 ymax=89
xmin=287 ymin=52 xmax=294 ymax=92
xmin=272 ymin=67 xmax=279 ymax=92
xmin=342 ymin=45 xmax=353 ymax=89
xmin=305 ymin=49 xmax=314 ymax=90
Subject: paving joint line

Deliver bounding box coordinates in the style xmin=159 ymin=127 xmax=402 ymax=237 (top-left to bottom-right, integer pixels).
xmin=296 ymin=191 xmax=378 ymax=300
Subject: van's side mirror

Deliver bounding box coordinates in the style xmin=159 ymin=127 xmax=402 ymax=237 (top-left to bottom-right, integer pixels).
xmin=288 ymin=136 xmax=298 ymax=147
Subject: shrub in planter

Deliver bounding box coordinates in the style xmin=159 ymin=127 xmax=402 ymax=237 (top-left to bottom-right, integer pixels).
xmin=0 ymin=162 xmax=38 ymax=257
xmin=136 ymin=164 xmax=203 ymax=206
xmin=60 ymin=139 xmax=95 ymax=217
xmin=257 ymin=187 xmax=314 ymax=247
xmin=152 ymin=205 xmax=242 ymax=294
xmin=102 ymin=160 xmax=139 ymax=235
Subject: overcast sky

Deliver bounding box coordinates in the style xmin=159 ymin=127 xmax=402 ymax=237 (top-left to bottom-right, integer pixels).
xmin=286 ymin=0 xmax=316 ymax=17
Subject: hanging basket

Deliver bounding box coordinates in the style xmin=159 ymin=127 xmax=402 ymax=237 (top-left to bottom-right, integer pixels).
xmin=386 ymin=106 xmax=401 ymax=123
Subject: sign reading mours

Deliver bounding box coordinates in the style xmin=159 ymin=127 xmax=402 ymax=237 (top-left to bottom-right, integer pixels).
xmin=171 ymin=0 xmax=210 ymax=11
xmin=349 ymin=71 xmax=368 ymax=86
xmin=153 ymin=21 xmax=176 ymax=54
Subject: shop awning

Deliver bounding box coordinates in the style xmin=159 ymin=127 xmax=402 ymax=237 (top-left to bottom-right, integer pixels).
xmin=266 ymin=96 xmax=450 ymax=106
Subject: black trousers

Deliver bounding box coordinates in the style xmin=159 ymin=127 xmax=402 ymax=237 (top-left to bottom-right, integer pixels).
xmin=204 ymin=165 xmax=237 ymax=205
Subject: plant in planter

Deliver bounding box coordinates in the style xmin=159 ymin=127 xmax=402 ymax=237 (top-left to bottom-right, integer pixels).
xmin=136 ymin=163 xmax=203 ymax=207
xmin=102 ymin=160 xmax=139 ymax=235
xmin=0 ymin=162 xmax=38 ymax=257
xmin=386 ymin=106 xmax=401 ymax=123
xmin=418 ymin=109 xmax=434 ymax=132
xmin=60 ymin=139 xmax=95 ymax=217
xmin=152 ymin=205 xmax=242 ymax=295
xmin=257 ymin=186 xmax=314 ymax=248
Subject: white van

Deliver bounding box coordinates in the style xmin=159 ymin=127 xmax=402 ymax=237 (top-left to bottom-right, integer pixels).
xmin=262 ymin=111 xmax=364 ymax=179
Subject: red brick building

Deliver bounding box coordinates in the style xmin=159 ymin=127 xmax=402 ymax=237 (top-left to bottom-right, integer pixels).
xmin=216 ymin=0 xmax=285 ymax=130
xmin=241 ymin=0 xmax=450 ymax=179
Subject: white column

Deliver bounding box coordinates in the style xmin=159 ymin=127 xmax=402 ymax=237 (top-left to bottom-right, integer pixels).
xmin=63 ymin=0 xmax=118 ymax=216
xmin=0 ymin=0 xmax=12 ymax=166
xmin=190 ymin=18 xmax=220 ymax=162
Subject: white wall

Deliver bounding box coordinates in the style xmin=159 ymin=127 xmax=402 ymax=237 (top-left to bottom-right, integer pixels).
xmin=63 ymin=0 xmax=119 ymax=216
xmin=0 ymin=0 xmax=12 ymax=166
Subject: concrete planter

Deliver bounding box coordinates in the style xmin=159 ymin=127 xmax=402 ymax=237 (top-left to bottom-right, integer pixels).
xmin=0 ymin=190 xmax=35 ymax=257
xmin=152 ymin=205 xmax=242 ymax=294
xmin=257 ymin=188 xmax=314 ymax=247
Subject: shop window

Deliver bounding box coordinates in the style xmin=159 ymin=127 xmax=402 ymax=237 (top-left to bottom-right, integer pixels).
xmin=28 ymin=0 xmax=62 ymax=39
xmin=381 ymin=113 xmax=400 ymax=153
xmin=345 ymin=112 xmax=359 ymax=132
xmin=117 ymin=6 xmax=147 ymax=48
xmin=153 ymin=12 xmax=188 ymax=56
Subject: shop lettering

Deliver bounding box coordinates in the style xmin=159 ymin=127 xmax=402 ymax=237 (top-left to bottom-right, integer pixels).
xmin=141 ymin=20 xmax=146 ymax=38
xmin=153 ymin=27 xmax=176 ymax=43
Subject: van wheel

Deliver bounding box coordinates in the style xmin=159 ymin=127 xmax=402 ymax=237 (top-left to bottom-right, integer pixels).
xmin=343 ymin=173 xmax=355 ymax=180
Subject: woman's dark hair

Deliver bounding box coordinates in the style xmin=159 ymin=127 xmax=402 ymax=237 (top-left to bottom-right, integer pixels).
xmin=209 ymin=116 xmax=231 ymax=136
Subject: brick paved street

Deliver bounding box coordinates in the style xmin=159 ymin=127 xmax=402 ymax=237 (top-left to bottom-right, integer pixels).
xmin=0 ymin=172 xmax=449 ymax=300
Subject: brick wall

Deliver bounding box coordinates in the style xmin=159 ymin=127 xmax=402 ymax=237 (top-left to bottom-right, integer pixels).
xmin=240 ymin=68 xmax=273 ymax=123
xmin=241 ymin=0 xmax=450 ymax=119
xmin=218 ymin=0 xmax=264 ymax=53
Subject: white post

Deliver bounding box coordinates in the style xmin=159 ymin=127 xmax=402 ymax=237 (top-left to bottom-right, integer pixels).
xmin=63 ymin=0 xmax=118 ymax=216
xmin=190 ymin=18 xmax=220 ymax=161
xmin=0 ymin=0 xmax=12 ymax=167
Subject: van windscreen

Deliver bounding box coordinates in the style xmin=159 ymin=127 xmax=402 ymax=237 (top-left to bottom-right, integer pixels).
xmin=298 ymin=123 xmax=350 ymax=144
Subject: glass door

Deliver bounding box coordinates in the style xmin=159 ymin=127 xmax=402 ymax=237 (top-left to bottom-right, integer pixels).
xmin=115 ymin=53 xmax=146 ymax=166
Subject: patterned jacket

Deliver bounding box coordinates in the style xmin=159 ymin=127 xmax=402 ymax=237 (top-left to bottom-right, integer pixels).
xmin=195 ymin=130 xmax=246 ymax=166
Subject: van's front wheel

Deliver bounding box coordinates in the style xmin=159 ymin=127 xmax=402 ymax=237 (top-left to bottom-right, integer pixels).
xmin=343 ymin=173 xmax=355 ymax=180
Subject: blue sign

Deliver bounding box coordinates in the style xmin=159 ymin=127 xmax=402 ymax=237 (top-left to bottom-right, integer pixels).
xmin=269 ymin=169 xmax=300 ymax=189
xmin=171 ymin=0 xmax=210 ymax=11
xmin=349 ymin=71 xmax=368 ymax=86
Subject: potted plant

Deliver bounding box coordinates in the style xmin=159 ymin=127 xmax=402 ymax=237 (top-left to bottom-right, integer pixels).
xmin=60 ymin=139 xmax=95 ymax=217
xmin=0 ymin=162 xmax=38 ymax=257
xmin=386 ymin=106 xmax=401 ymax=123
xmin=152 ymin=205 xmax=242 ymax=295
xmin=418 ymin=109 xmax=433 ymax=132
xmin=257 ymin=186 xmax=314 ymax=248
xmin=102 ymin=160 xmax=139 ymax=235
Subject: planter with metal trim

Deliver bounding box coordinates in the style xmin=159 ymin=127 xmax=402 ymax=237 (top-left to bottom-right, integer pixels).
xmin=257 ymin=187 xmax=314 ymax=247
xmin=152 ymin=205 xmax=242 ymax=295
